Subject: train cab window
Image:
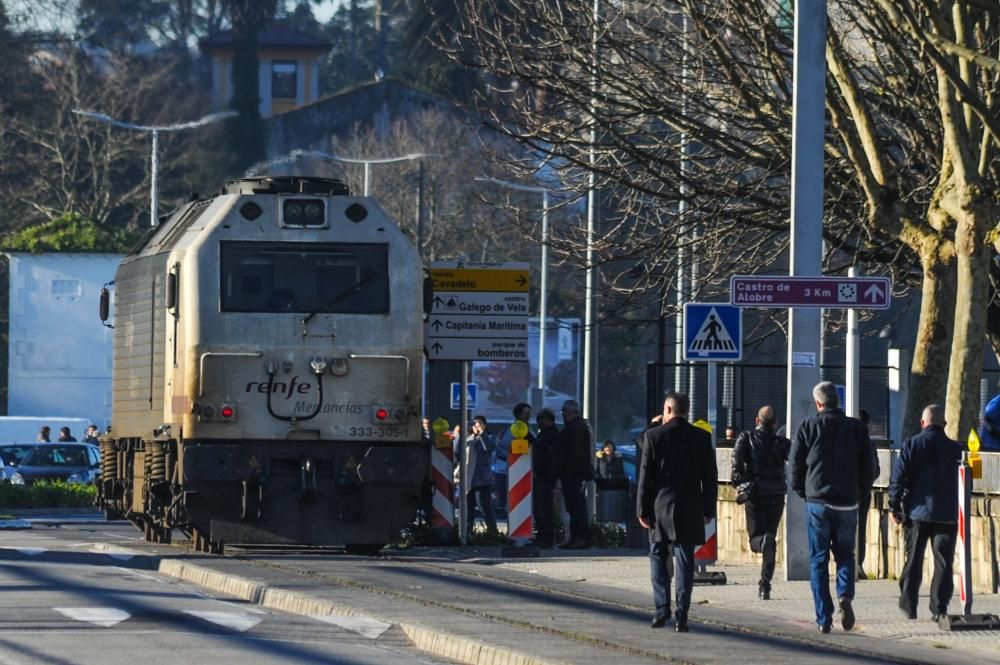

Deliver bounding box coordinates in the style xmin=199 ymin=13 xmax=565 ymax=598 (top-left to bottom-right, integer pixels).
xmin=220 ymin=241 xmax=389 ymax=314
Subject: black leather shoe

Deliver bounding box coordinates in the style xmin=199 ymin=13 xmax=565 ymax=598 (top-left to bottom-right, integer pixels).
xmin=758 ymin=583 xmax=771 ymax=600
xmin=651 ymin=613 xmax=670 ymax=628
xmin=675 ymin=621 xmax=689 ymax=633
xmin=856 ymin=567 xmax=867 ymax=581
xmin=838 ymin=596 xmax=855 ymax=631
xmin=899 ymin=604 xmax=917 ymax=620
xmin=818 ymin=623 xmax=832 ymax=634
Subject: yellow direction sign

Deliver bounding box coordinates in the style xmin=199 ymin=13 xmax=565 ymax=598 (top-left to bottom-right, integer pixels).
xmin=692 ymin=419 xmax=713 ymax=434
xmin=431 ymin=267 xmax=529 ymax=293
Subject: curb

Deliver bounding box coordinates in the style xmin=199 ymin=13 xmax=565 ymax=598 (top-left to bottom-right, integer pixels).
xmin=0 ymin=519 xmax=32 ymax=530
xmin=157 ymin=559 xmax=564 ymax=665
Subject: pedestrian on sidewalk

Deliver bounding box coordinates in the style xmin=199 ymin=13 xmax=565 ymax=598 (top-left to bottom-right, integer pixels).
xmin=790 ymin=381 xmax=874 ymax=633
xmin=465 ymin=415 xmax=498 ymax=538
xmin=558 ymin=400 xmax=594 ymax=550
xmin=888 ymin=404 xmax=960 ymax=621
xmin=37 ymin=426 xmax=51 ymax=443
xmin=530 ymin=408 xmax=560 ymax=548
xmin=730 ymin=405 xmax=789 ymax=600
xmin=856 ymin=409 xmax=880 ymax=581
xmin=637 ymin=392 xmax=718 ymax=633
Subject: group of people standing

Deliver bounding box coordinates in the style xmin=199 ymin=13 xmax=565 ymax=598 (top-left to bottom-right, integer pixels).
xmin=638 ymin=381 xmax=961 ymax=635
xmin=426 ymin=399 xmax=597 ymax=549
xmin=36 ymin=424 xmax=100 ymax=443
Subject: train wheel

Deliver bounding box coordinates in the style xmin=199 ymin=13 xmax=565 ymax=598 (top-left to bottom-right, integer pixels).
xmin=344 ymin=543 xmax=385 ymax=556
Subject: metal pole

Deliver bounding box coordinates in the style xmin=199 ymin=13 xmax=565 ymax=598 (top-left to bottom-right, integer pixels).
xmin=784 ymin=0 xmax=826 ymax=582
xmin=707 ymin=361 xmax=718 ymax=438
xmin=846 ymin=267 xmax=860 ymax=418
xmin=957 ymin=454 xmax=973 ymax=615
xmin=583 ymin=0 xmax=598 ymax=423
xmin=150 ymin=129 xmax=159 ymax=227
xmin=363 ymin=162 xmax=371 ymax=197
xmin=416 ymin=160 xmax=426 ymax=258
xmin=538 ymin=191 xmax=549 ymax=392
xmin=459 ymin=361 xmax=469 ymax=544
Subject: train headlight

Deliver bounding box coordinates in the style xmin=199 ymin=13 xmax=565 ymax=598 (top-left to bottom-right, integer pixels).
xmin=282 ymin=198 xmax=326 ymax=228
xmin=220 ymin=404 xmax=236 ymax=420
xmin=371 ymin=405 xmax=408 ymax=424
xmin=375 ymin=408 xmax=389 ymax=421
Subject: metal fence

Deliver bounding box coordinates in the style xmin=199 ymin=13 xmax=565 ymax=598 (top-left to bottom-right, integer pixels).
xmin=646 ymin=362 xmax=891 ymax=439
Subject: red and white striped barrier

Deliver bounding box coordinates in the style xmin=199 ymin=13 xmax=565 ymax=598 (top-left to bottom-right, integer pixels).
xmin=695 ymin=518 xmax=718 ymax=563
xmin=956 ymin=457 xmax=972 ymax=614
xmin=431 ymin=432 xmax=455 ymax=530
xmin=507 ymin=423 xmax=532 ymax=543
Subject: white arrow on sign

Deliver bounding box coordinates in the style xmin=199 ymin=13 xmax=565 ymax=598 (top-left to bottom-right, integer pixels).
xmin=864 ymin=284 xmax=884 ymax=302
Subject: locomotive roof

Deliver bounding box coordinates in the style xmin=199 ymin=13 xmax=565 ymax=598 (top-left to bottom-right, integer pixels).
xmin=123 ymin=176 xmax=351 ymax=260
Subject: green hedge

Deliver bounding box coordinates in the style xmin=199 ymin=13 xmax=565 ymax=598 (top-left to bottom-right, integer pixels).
xmin=0 ymin=481 xmax=97 ymax=508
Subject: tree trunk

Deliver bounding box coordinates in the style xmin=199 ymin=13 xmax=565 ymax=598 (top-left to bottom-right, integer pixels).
xmin=945 ymin=208 xmax=991 ymax=441
xmin=903 ymin=238 xmax=956 ymax=437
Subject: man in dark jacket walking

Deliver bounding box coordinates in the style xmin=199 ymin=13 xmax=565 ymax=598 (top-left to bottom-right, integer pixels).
xmin=888 ymin=404 xmax=961 ymax=621
xmin=637 ymin=392 xmax=718 ymax=633
xmin=558 ymin=400 xmax=594 ymax=549
xmin=731 ymin=405 xmax=789 ymax=600
xmin=531 ymin=408 xmax=560 ymax=548
xmin=790 ymin=381 xmax=873 ymax=633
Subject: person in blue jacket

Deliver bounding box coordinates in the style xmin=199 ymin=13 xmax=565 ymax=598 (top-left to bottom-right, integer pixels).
xmin=977 ymin=394 xmax=1000 ymax=450
xmin=888 ymin=404 xmax=961 ymax=621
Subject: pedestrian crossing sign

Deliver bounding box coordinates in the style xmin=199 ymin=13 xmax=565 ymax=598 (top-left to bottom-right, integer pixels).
xmin=683 ymin=303 xmax=742 ymax=361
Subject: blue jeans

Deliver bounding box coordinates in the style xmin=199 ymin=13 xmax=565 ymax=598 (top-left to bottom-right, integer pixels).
xmin=806 ymin=502 xmax=857 ymax=626
xmin=649 ymin=542 xmax=695 ymax=621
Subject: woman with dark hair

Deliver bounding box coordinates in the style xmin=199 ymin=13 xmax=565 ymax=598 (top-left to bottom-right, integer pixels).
xmin=465 ymin=415 xmax=498 ymax=537
xmin=595 ymin=440 xmax=626 ymax=487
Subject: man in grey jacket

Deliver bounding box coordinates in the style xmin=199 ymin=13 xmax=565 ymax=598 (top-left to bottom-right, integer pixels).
xmin=790 ymin=381 xmax=873 ymax=633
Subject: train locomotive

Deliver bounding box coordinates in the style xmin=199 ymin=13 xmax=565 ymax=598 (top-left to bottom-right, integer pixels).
xmin=98 ymin=176 xmax=428 ymax=554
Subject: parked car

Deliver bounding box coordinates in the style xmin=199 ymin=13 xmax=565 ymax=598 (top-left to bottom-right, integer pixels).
xmin=8 ymin=443 xmax=100 ymax=486
xmin=0 ymin=443 xmax=40 ymax=483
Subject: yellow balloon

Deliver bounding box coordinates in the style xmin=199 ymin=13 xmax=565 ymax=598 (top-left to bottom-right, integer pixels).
xmin=968 ymin=428 xmax=981 ymax=454
xmin=432 ymin=417 xmax=450 ymax=434
xmin=510 ymin=421 xmax=529 ymax=439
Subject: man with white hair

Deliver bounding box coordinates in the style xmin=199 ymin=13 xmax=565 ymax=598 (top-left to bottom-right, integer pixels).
xmin=790 ymin=381 xmax=874 ymax=634
xmin=888 ymin=404 xmax=960 ymax=621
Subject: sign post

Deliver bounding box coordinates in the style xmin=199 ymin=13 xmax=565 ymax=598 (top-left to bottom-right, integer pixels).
xmin=427 ymin=262 xmax=530 ymax=546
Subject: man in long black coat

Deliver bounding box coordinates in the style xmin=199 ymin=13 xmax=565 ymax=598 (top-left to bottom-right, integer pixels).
xmin=637 ymin=392 xmax=718 ymax=633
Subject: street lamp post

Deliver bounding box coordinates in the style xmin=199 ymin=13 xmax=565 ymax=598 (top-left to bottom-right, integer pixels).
xmin=72 ymin=110 xmax=236 ymax=227
xmin=247 ymin=149 xmax=439 ymax=198
xmin=476 ymin=176 xmax=550 ymax=399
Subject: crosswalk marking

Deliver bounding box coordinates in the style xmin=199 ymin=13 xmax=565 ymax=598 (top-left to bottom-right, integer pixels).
xmin=54 ymin=607 xmax=130 ymax=627
xmin=310 ymin=614 xmax=391 ymax=639
xmin=184 ymin=610 xmax=262 ymax=632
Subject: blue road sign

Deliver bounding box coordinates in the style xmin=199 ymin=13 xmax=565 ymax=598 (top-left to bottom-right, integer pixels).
xmin=683 ymin=303 xmax=742 ymax=361
xmin=450 ymin=382 xmax=478 ymax=409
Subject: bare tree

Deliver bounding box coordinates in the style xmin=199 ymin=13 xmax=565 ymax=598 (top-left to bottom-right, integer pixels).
xmin=0 ymin=46 xmax=212 ymax=233
xmin=449 ymin=0 xmax=999 ymax=437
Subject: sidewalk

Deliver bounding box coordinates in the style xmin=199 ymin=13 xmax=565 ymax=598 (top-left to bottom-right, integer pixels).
xmin=494 ymin=549 xmax=1000 ymax=658
xmin=155 ymin=544 xmax=1000 ymax=665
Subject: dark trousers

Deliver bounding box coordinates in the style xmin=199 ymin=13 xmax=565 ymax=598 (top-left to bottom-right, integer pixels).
xmin=561 ymin=476 xmax=589 ymax=545
xmin=899 ymin=520 xmax=957 ymax=616
xmin=493 ymin=472 xmax=508 ymax=516
xmin=857 ymin=492 xmax=871 ymax=571
xmin=532 ymin=477 xmax=555 ymax=545
xmin=466 ymin=485 xmax=497 ymax=536
xmin=650 ymin=541 xmax=695 ymax=621
xmin=746 ymin=494 xmax=784 ymax=585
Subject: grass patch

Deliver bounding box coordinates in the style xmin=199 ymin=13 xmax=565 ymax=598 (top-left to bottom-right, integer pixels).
xmin=0 ymin=480 xmax=97 ymax=508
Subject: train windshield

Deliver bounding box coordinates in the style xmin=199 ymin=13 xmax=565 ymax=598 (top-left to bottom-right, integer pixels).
xmin=220 ymin=241 xmax=389 ymax=314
